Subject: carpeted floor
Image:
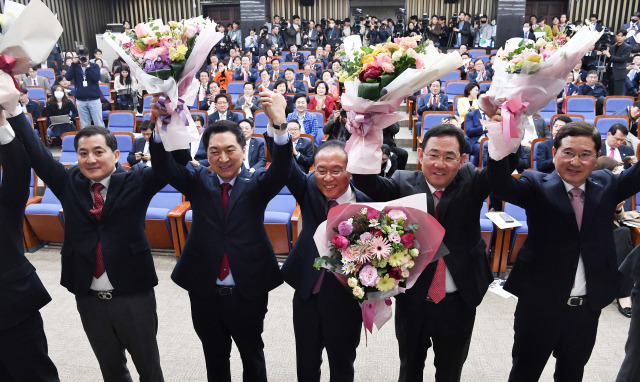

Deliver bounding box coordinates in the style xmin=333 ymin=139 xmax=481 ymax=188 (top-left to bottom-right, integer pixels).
xmin=29 ymin=245 xmax=631 ymax=381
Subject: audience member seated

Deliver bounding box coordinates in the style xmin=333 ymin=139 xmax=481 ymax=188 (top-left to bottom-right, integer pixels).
xmin=94 ymin=58 xmax=111 ymax=83
xmin=234 ymin=82 xmax=261 ymax=119
xmin=287 ymin=93 xmax=320 ymax=140
xmin=287 ymin=120 xmax=314 ymax=173
xmin=274 ymin=79 xmax=295 ymax=115
xmin=296 ymin=64 xmax=317 ymax=91
xmin=269 ymin=58 xmax=285 ymax=81
xmin=625 ymin=54 xmax=640 ymax=96
xmin=18 ymin=86 xmax=41 ymax=123
xmin=602 ymin=124 xmax=637 ymax=171
xmin=307 ymin=55 xmax=323 ymax=78
xmin=521 ymin=21 xmax=536 ymax=40
xmin=127 ymin=120 xmax=153 ymax=168
xmin=323 ymin=109 xmax=350 ymax=142
xmin=379 ymin=144 xmax=398 ymax=178
xmin=257 ymin=69 xmax=273 ymax=91
xmin=467 ymin=59 xmax=492 ymax=83
xmin=614 ymin=101 xmax=640 ymax=142
xmin=239 ymin=118 xmax=267 ymax=173
xmin=533 ymin=16 xmax=553 ymax=39
xmin=199 ymin=81 xmax=221 ymax=114
xmin=417 ymin=80 xmax=449 ymax=116
xmin=197 ymin=71 xmax=210 ymax=100
xmin=22 ymin=65 xmax=52 ymax=94
xmin=283 ymin=69 xmax=306 ymax=94
xmin=557 ymin=72 xmax=579 ymax=112
xmin=571 ymin=59 xmax=589 ymax=84
xmin=285 ymin=44 xmax=305 ymax=69
xmin=204 ymin=55 xmax=219 ymax=74
xmin=321 ymin=70 xmax=340 ymax=98
xmin=315 ymin=47 xmax=328 ymax=67
xmin=114 ymin=66 xmax=138 ymax=111
xmin=55 ymin=75 xmax=75 ymax=98
xmin=485 ymin=55 xmax=496 ymax=77
xmin=458 ymin=53 xmax=472 ymax=80
xmin=382 ymin=122 xmax=409 ymax=170
xmin=44 ymin=85 xmax=78 ymax=142
xmin=464 ymin=104 xmax=488 ymax=166
xmin=578 ymin=70 xmax=608 ymax=114
xmin=189 ymin=114 xmax=206 ymax=168
xmin=234 ymin=56 xmax=258 ymax=83
xmin=213 ymin=61 xmax=234 ymax=91
xmin=535 ymin=115 xmax=572 ymax=173
xmin=458 ymin=82 xmax=480 ymax=120
xmin=255 ymin=55 xmax=272 ymax=72
xmin=207 ymin=94 xmax=239 ymax=127
xmin=308 ymin=81 xmax=335 ymax=119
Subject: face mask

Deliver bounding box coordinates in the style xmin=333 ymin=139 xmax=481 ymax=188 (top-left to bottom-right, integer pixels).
xmin=329 ymin=24 xmax=335 ymax=28
xmin=54 ymin=91 xmax=64 ymax=99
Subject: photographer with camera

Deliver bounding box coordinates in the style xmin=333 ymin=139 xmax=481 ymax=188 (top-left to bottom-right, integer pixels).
xmin=267 ymin=25 xmax=285 ymax=53
xmin=604 ymin=30 xmax=632 ymax=95
xmin=426 ymin=15 xmax=442 ymax=45
xmin=214 ymin=24 xmax=232 ymax=60
xmin=323 ymin=108 xmax=350 ymax=142
xmin=285 ymin=15 xmax=304 ymax=49
xmin=256 ymin=26 xmax=270 ymax=55
xmin=304 ymin=20 xmax=319 ymax=49
xmin=245 ymin=27 xmax=259 ymax=55
xmin=472 ymin=14 xmax=492 ymax=48
xmin=65 ymin=46 xmax=104 ymax=128
xmin=452 ymin=12 xmax=471 ymax=48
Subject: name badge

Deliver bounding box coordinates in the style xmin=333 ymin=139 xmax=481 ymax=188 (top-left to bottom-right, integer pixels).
xmin=83 ymin=80 xmax=88 ymax=87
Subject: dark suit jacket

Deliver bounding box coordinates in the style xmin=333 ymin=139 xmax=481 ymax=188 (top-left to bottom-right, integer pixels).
xmin=11 ymin=113 xmax=168 ymax=296
xmin=233 ymin=95 xmax=262 ymax=116
xmin=127 ymin=136 xmax=148 ymax=165
xmin=467 ymin=70 xmax=492 ymax=83
xmin=284 ymin=53 xmax=304 ymax=68
xmin=458 ymin=21 xmax=472 ymax=46
xmin=488 ymin=157 xmax=640 ymax=312
xmin=535 ymin=138 xmax=555 ymax=173
xmin=281 ymin=175 xmax=371 ymax=299
xmin=601 ymin=144 xmax=635 ymax=170
xmin=557 ymin=83 xmax=580 ymax=101
xmin=523 ymin=30 xmax=536 ymax=40
xmin=465 ymin=109 xmax=487 ymax=146
xmin=0 ymin=124 xmax=51 ymax=330
xmin=286 ymin=80 xmax=306 ymax=94
xmin=207 ymin=110 xmax=240 ymax=127
xmin=149 ymin=132 xmax=293 ymax=299
xmin=609 ymin=42 xmax=632 ymax=80
xmin=247 ymin=137 xmax=267 ymax=170
xmin=295 ymin=72 xmax=317 ymax=88
xmin=233 ymin=68 xmax=259 ymax=83
xmin=293 ymin=137 xmax=314 ymax=173
xmin=533 ymin=116 xmax=552 ymax=139
xmin=352 ymin=165 xmax=497 ymax=309
xmin=578 ymin=83 xmax=609 ymax=98
xmin=268 ymin=69 xmax=285 ymax=81
xmin=417 ymin=92 xmax=449 ymax=115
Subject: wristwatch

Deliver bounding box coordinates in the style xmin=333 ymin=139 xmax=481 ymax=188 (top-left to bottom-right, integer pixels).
xmin=276 ymin=122 xmax=288 ymax=131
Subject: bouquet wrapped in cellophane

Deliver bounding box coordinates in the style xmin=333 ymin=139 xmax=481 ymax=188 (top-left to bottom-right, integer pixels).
xmin=479 ymin=27 xmax=602 ymax=160
xmin=106 ymin=17 xmax=223 ymax=151
xmin=313 ymin=194 xmax=446 ymax=335
xmin=0 ymin=0 xmax=63 ymax=111
xmin=338 ymin=35 xmax=462 ymax=174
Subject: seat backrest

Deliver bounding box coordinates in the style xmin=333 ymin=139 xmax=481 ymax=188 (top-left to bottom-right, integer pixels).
xmin=26 ymin=87 xmax=46 ymax=103
xmin=254 ymin=111 xmax=269 ymax=130
xmin=108 ymin=111 xmax=136 ymax=133
xmin=440 ymin=71 xmax=461 ymax=83
xmin=266 ymin=194 xmax=296 ymax=213
xmin=37 ymin=69 xmax=55 ymax=84
xmin=421 ymin=111 xmax=454 ymax=135
xmin=566 ymin=96 xmax=595 ymax=112
xmin=232 ymin=110 xmax=245 ymax=121
xmin=59 ymin=135 xmax=77 ymax=164
xmin=504 ymin=203 xmax=526 ymax=221
xmin=149 ymin=185 xmax=183 ymax=209
xmin=142 ymin=94 xmax=153 ymax=113
xmin=604 ymin=96 xmax=634 ymax=115
xmin=468 ymin=49 xmax=486 ymax=59
xmin=531 ymin=137 xmax=549 ymax=171
xmin=478 ymin=81 xmax=491 ymax=93
xmin=41 ymin=187 xmax=61 ymax=204
xmin=476 ymin=55 xmax=491 ymax=64
xmin=595 ymin=116 xmax=629 ymax=138
xmin=281 ymin=62 xmax=300 ymax=72
xmin=550 ymin=114 xmax=585 ymax=127
xmin=99 ymin=84 xmax=111 ymax=101
xmin=191 ymin=111 xmax=207 ymax=124
xmin=445 ymin=80 xmax=469 ymax=99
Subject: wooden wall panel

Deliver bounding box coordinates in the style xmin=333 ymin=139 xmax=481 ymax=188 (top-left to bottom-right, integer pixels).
xmin=569 ymin=0 xmax=640 ymax=34
xmin=269 ymin=0 xmax=349 ymax=23
xmin=407 ymin=0 xmax=497 ymax=24
xmin=112 ymin=0 xmax=203 ymax=26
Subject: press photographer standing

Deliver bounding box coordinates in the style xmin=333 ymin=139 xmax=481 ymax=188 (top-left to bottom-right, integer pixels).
xmin=66 ymin=46 xmax=104 ymax=128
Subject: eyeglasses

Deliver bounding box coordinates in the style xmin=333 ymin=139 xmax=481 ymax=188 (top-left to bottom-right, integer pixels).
xmin=558 ymin=150 xmax=596 ymax=162
xmin=315 ymin=168 xmax=345 ymax=177
xmin=425 ymin=153 xmax=460 ymax=164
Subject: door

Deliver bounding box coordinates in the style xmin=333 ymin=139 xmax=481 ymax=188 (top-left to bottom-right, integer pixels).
xmin=203 ymin=4 xmax=241 ymax=29
xmin=525 ymin=0 xmax=567 ymax=23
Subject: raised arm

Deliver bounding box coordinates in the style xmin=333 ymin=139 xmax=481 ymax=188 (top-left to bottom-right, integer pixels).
xmin=487 ymin=152 xmax=535 ymax=207
xmin=0 ymin=118 xmax=31 ymax=212
xmin=351 ymin=173 xmax=401 ymax=202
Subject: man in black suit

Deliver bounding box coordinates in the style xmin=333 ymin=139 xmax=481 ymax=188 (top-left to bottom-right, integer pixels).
xmin=127 ymin=121 xmax=153 ymax=168
xmin=269 ymin=59 xmax=285 ymax=82
xmin=148 ymin=86 xmax=292 ymax=381
xmin=285 ymin=44 xmax=305 ymax=69
xmin=488 ymin=122 xmax=640 ymax=382
xmin=417 ymin=81 xmax=450 ymax=117
xmin=7 ymin=103 xmax=174 ymax=380
xmin=604 ymin=31 xmax=632 ymax=95
xmin=239 ymin=118 xmax=267 ymax=173
xmin=278 ymin=139 xmax=372 ymax=381
xmin=601 ymin=124 xmax=637 ymax=170
xmin=234 ymin=82 xmax=262 ymax=120
xmin=617 ymin=245 xmax=640 ymax=381
xmin=614 ymin=101 xmax=640 ymax=138
xmin=284 ymin=69 xmax=307 ymax=94
xmin=578 ymin=70 xmax=609 ymax=115
xmin=535 ymin=116 xmax=572 ymax=173
xmin=287 ymin=120 xmax=314 ymax=172
xmin=522 ymin=21 xmax=536 ymax=40
xmin=352 ymin=124 xmax=514 ymax=382
xmin=0 ymin=111 xmax=59 ymax=381
xmin=207 ymin=94 xmax=240 ymax=127
xmin=233 ymin=56 xmax=259 ymax=84
xmin=453 ymin=12 xmax=472 ymax=47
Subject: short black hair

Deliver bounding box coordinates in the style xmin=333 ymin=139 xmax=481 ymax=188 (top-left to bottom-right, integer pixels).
xmin=285 ymin=68 xmax=295 ymax=74
xmin=74 ymin=126 xmax=118 ymax=152
xmin=314 ymin=139 xmax=347 ymax=164
xmin=586 ymin=70 xmax=598 ymax=77
xmin=554 ymin=115 xmax=573 ymax=125
xmin=633 ymin=101 xmax=640 ymax=109
xmin=244 ymin=81 xmax=255 ymax=90
xmin=202 ymin=120 xmax=246 ymax=151
xmin=553 ymin=121 xmax=601 ymax=152
xmin=380 ymin=144 xmax=391 ymax=156
xmin=464 ymin=82 xmax=479 ymax=97
xmin=192 ymin=114 xmax=205 ymax=126
xmin=238 ymin=118 xmax=254 ymax=128
xmin=293 ymin=93 xmax=308 ymax=104
xmin=214 ymin=94 xmax=228 ymax=103
xmin=287 ymin=119 xmax=301 ymax=129
xmin=421 ymin=124 xmax=466 ymax=154
xmin=608 ymin=123 xmax=628 ymax=136
xmin=139 ymin=120 xmax=153 ymax=131
xmin=617 ymin=30 xmax=628 ymax=37
xmin=274 ymin=78 xmax=287 ymax=89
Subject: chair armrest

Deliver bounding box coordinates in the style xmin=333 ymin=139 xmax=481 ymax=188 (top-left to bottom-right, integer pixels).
xmin=25 ymin=196 xmax=43 ymax=206
xmin=168 ymin=201 xmax=192 ymax=219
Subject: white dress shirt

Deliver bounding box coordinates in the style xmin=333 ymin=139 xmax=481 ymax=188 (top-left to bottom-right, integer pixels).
xmin=426 ymin=182 xmax=458 ymax=293
xmin=561 ymin=179 xmax=587 ymax=297
xmin=89 ymin=176 xmax=116 ymax=291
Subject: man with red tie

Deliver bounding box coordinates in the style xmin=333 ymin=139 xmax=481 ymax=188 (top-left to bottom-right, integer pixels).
xmin=149 ymin=86 xmax=292 ymax=381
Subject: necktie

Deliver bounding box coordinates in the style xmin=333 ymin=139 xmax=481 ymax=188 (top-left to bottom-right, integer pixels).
xmin=428 ymin=190 xmax=446 ymax=303
xmin=91 ymin=183 xmax=106 ymax=278
xmin=273 ymin=71 xmax=277 ymax=80
xmin=609 ymin=147 xmax=615 ymax=158
xmin=569 ymin=188 xmax=584 ymax=231
xmin=32 ymin=78 xmax=37 ymax=86
xmin=289 ymin=82 xmax=294 ymax=92
xmin=218 ymin=183 xmax=232 ymax=281
xmin=431 ymin=95 xmax=436 ymax=109
xmin=313 ymin=199 xmax=340 ymax=294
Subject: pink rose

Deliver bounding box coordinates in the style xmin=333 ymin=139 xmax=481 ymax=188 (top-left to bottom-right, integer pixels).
xmin=400 ymin=233 xmax=415 ymax=248
xmin=129 ymin=45 xmax=145 ymax=59
xmin=387 ymin=209 xmax=407 ymax=221
xmin=159 ymin=36 xmax=172 ymax=47
xmin=133 ymin=23 xmax=153 ymax=38
xmin=388 ymin=232 xmax=401 ymax=244
xmin=389 ymin=267 xmax=403 ymax=280
xmin=360 ymin=232 xmax=373 ymax=242
xmin=342 ymin=246 xmax=360 ymax=262
xmin=381 ymin=62 xmax=395 ymax=73
xmin=332 ymin=235 xmax=349 ymax=250
xmin=413 ymin=53 xmax=426 ymax=69
xmin=367 ymin=208 xmax=380 ymax=221
xmin=141 ymin=36 xmax=158 ymax=46
xmin=359 ymin=264 xmax=380 ymax=287
xmin=144 ymin=47 xmax=165 ymax=61
xmin=185 ymin=24 xmax=198 ymax=38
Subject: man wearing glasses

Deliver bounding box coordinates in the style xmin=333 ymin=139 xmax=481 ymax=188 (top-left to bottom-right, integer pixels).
xmin=488 ymin=122 xmax=640 ymax=381
xmin=352 ymin=124 xmax=517 ymax=381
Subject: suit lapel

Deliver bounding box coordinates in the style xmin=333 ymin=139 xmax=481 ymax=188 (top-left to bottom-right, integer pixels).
xmin=542 ymin=173 xmax=579 ymax=232
xmin=226 ymin=169 xmax=251 ymax=217
xmin=76 ymin=175 xmax=97 ymax=222
xmin=101 ymin=168 xmax=126 ymax=218
xmin=581 ymin=177 xmax=604 ymax=234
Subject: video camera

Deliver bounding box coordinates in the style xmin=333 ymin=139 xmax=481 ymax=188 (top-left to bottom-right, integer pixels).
xmin=395 ymin=8 xmax=406 ymax=37
xmin=77 ymin=45 xmax=89 ymax=63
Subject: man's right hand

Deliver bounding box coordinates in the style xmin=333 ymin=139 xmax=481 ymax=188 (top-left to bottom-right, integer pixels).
xmin=73 ymin=57 xmax=80 ymax=64
xmin=259 ymin=85 xmax=286 ymax=127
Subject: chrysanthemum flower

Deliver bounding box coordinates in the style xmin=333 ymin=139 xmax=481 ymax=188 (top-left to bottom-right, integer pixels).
xmin=368 ymin=236 xmax=392 ymax=260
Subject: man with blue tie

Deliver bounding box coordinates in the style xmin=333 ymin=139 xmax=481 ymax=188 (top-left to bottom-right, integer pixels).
xmin=522 ymin=21 xmax=535 ymax=40
xmin=285 ymin=44 xmax=305 ymax=69
xmin=148 ymin=86 xmax=292 ymax=381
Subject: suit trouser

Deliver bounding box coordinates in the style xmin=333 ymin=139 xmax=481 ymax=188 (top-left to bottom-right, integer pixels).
xmin=75 ymin=288 xmax=164 ymax=382
xmin=189 ymin=288 xmax=268 ymax=382
xmin=292 ymin=274 xmax=362 ymax=382
xmin=509 ymin=299 xmax=600 ymax=382
xmin=396 ymin=292 xmax=476 ymax=382
xmin=617 ymin=283 xmax=640 ymax=382
xmin=0 ymin=312 xmax=59 ymax=382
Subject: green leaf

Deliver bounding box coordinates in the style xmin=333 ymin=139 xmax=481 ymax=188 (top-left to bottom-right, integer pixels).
xmin=170 ymin=61 xmax=185 ymax=80
xmin=379 ymin=73 xmax=395 ymax=89
xmin=358 ymin=81 xmax=381 ymax=100
xmin=146 ymin=69 xmax=173 ymax=80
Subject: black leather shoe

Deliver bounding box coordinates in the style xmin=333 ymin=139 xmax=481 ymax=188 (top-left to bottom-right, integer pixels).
xmin=618 ymin=300 xmax=632 ymax=318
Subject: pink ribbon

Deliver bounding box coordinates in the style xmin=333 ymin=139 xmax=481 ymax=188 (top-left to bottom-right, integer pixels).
xmin=499 ymin=94 xmax=529 ymax=143
xmin=156 ymin=94 xmax=192 ymax=132
xmin=345 ymin=110 xmax=373 ymax=136
xmin=0 ymin=55 xmax=22 ymax=91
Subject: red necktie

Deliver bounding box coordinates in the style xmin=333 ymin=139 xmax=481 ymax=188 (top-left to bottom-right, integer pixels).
xmin=428 ymin=190 xmax=446 ymax=303
xmin=218 ymin=183 xmax=232 ymax=281
xmin=431 ymin=95 xmax=436 ymax=109
xmin=569 ymin=188 xmax=584 ymax=231
xmin=313 ymin=199 xmax=340 ymax=294
xmin=90 ymin=183 xmax=106 ymax=278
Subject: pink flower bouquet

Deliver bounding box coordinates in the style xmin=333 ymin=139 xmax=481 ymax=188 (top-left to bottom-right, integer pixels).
xmin=0 ymin=0 xmax=63 ymax=111
xmin=478 ymin=27 xmax=602 ymax=160
xmin=313 ymin=194 xmax=446 ymax=334
xmin=339 ymin=35 xmax=462 ymax=174
xmin=106 ymin=17 xmax=224 ymax=151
